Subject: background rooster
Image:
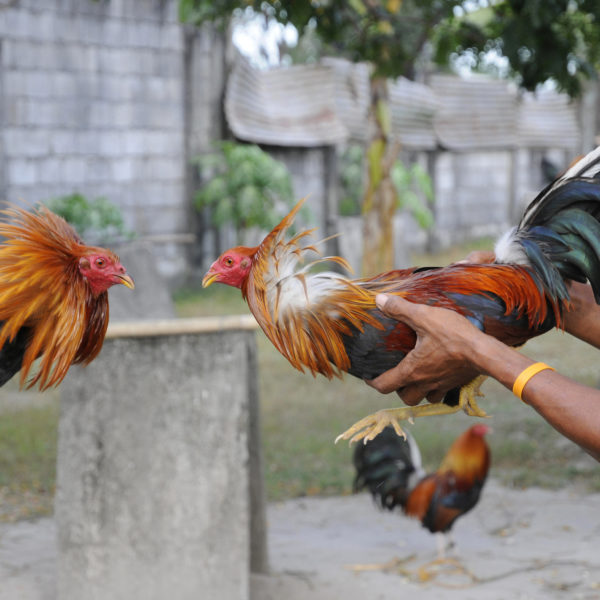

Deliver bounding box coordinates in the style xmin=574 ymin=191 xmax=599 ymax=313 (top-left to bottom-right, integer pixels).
xmin=203 ymin=147 xmax=600 ymax=442
xmin=353 ymin=424 xmax=491 ymax=559
xmin=0 ymin=204 xmax=134 ymax=390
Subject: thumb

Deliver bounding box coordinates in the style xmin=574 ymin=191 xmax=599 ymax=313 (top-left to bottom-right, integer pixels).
xmin=376 ymin=294 xmax=418 ymax=325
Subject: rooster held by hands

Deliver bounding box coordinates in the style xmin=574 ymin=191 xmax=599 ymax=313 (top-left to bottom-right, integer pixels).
xmin=203 ymin=147 xmax=600 ymax=443
xmin=0 ymin=204 xmax=134 ymax=390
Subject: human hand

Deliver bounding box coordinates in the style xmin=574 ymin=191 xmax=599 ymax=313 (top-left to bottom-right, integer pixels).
xmin=366 ymin=294 xmax=484 ymax=405
xmin=455 ymin=250 xmax=496 ymax=264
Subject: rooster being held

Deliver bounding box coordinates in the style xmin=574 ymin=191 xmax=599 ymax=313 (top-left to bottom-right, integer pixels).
xmin=0 ymin=204 xmax=134 ymax=390
xmin=203 ymin=147 xmax=600 ymax=442
xmin=353 ymin=424 xmax=491 ymax=559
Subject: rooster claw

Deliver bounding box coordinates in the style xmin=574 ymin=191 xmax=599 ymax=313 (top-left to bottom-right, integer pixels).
xmin=335 ymin=376 xmax=490 ymax=445
xmin=335 ymin=408 xmax=409 ymax=445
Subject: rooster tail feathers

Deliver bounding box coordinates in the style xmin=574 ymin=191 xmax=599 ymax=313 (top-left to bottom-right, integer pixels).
xmin=352 ymin=427 xmax=424 ymax=510
xmin=496 ymin=147 xmax=600 ymax=306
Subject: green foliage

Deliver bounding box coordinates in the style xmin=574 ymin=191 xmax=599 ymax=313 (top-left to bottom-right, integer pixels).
xmin=45 ymin=193 xmax=132 ymax=244
xmin=339 ymin=145 xmax=365 ymax=217
xmin=391 ymin=160 xmax=434 ymax=229
xmin=180 ymin=0 xmax=459 ymax=80
xmin=194 ymin=141 xmax=296 ymax=241
xmin=339 ymin=144 xmax=434 ymax=228
xmin=435 ymin=0 xmax=600 ymax=97
xmin=181 ymin=0 xmax=600 ymax=97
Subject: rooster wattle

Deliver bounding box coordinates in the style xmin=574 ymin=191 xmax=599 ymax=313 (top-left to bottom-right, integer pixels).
xmin=203 ymin=147 xmax=600 ymax=443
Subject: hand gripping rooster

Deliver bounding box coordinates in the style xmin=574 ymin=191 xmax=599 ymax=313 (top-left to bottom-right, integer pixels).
xmin=0 ymin=204 xmax=134 ymax=390
xmin=203 ymin=147 xmax=600 ymax=443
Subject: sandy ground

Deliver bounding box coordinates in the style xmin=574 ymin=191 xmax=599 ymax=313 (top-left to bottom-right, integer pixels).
xmin=2 ymin=480 xmax=600 ymax=600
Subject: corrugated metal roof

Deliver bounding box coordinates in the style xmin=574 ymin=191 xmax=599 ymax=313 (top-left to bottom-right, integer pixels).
xmin=321 ymin=57 xmax=371 ymax=143
xmin=389 ymin=77 xmax=439 ymax=149
xmin=517 ymin=89 xmax=580 ymax=149
xmin=226 ymin=60 xmax=579 ymax=152
xmin=430 ymin=73 xmax=519 ymax=150
xmin=323 ymin=58 xmax=438 ymax=149
xmin=225 ymin=58 xmax=348 ymax=147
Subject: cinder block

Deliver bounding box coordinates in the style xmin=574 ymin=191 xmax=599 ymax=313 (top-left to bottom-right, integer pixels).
xmin=36 ymin=157 xmax=62 ymax=184
xmin=4 ymin=128 xmax=50 ymax=158
xmin=8 ymin=158 xmax=37 ymax=185
xmin=112 ymin=158 xmax=136 ymax=182
xmin=122 ymin=130 xmax=147 ymax=156
xmin=60 ymin=156 xmax=87 ymax=184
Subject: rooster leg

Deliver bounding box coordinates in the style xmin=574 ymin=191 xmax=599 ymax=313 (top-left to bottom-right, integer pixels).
xmin=336 ymin=376 xmax=490 ymax=445
xmin=458 ymin=375 xmax=489 ymax=418
xmin=335 ymin=402 xmax=464 ymax=445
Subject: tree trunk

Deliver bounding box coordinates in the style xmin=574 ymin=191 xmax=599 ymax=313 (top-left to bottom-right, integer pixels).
xmin=361 ymin=76 xmax=399 ymax=276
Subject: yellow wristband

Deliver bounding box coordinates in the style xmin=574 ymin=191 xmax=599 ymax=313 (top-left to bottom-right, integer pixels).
xmin=512 ymin=362 xmax=555 ymax=401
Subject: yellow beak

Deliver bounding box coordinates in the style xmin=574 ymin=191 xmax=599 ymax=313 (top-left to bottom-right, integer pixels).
xmin=202 ymin=271 xmax=219 ymax=288
xmin=116 ymin=274 xmax=135 ymax=289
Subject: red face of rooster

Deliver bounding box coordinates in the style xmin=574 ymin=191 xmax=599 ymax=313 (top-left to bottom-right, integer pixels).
xmin=78 ymin=253 xmax=135 ymax=296
xmin=202 ymin=248 xmax=255 ymax=289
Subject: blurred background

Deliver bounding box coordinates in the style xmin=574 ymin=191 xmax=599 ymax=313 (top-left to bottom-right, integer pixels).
xmin=0 ymin=0 xmax=599 ymax=539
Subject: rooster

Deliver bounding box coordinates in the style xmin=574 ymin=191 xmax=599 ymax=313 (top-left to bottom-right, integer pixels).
xmin=353 ymin=424 xmax=490 ymax=559
xmin=203 ymin=147 xmax=600 ymax=442
xmin=0 ymin=204 xmax=134 ymax=390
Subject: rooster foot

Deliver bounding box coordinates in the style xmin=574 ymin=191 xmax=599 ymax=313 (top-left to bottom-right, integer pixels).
xmin=335 ymin=376 xmax=490 ymax=445
xmin=335 ymin=403 xmax=460 ymax=445
xmin=458 ymin=375 xmax=489 ymax=418
xmin=348 ymin=554 xmax=416 ymax=574
xmin=417 ymin=557 xmax=477 ymax=587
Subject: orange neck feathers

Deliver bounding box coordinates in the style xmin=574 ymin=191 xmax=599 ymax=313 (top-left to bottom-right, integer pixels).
xmin=438 ymin=426 xmax=490 ymax=480
xmin=243 ymin=200 xmax=379 ymax=378
xmin=0 ymin=205 xmax=113 ymax=389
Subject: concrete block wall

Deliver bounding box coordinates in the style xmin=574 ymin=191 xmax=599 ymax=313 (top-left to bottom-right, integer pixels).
xmin=0 ymin=0 xmax=226 ymax=285
xmin=432 ymin=150 xmax=513 ymax=248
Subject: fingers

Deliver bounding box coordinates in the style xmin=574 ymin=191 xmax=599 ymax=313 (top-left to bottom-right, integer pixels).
xmin=425 ymin=389 xmax=445 ymax=403
xmin=455 ymin=250 xmax=495 ymax=264
xmin=376 ymin=294 xmax=423 ymax=330
xmin=366 ymin=361 xmax=410 ymax=394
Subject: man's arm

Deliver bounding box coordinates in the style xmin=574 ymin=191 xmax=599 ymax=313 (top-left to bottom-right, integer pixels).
xmin=563 ymin=281 xmax=600 ymax=349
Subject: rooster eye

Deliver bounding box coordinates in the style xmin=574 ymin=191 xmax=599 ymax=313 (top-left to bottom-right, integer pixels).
xmin=224 ymin=257 xmax=234 ymax=267
xmin=95 ymin=258 xmax=106 ymax=268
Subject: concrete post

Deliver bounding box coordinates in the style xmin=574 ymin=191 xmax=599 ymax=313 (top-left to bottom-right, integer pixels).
xmin=55 ymin=316 xmax=266 ymax=600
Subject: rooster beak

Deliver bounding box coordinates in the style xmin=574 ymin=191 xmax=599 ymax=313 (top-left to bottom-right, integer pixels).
xmin=116 ymin=274 xmax=135 ymax=289
xmin=202 ymin=270 xmax=219 ymax=288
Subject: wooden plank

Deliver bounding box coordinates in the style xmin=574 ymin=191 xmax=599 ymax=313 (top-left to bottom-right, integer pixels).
xmin=106 ymin=315 xmax=259 ymax=339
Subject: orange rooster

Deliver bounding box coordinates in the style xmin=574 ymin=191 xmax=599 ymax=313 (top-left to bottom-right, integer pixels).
xmin=0 ymin=204 xmax=134 ymax=390
xmin=353 ymin=424 xmax=491 ymax=558
xmin=203 ymin=147 xmax=600 ymax=442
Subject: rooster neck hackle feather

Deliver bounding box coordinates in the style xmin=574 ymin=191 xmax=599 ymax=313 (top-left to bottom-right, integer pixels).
xmin=438 ymin=428 xmax=490 ymax=481
xmin=243 ymin=199 xmax=380 ymax=378
xmin=0 ymin=205 xmax=113 ymax=389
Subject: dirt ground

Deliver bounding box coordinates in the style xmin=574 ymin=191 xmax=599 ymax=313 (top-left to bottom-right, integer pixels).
xmin=2 ymin=479 xmax=600 ymax=600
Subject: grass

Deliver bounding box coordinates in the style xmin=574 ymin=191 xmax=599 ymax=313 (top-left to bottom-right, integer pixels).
xmin=1 ymin=239 xmax=599 ymax=521
xmin=0 ymin=388 xmax=59 ymax=521
xmin=175 ymin=242 xmax=600 ymax=500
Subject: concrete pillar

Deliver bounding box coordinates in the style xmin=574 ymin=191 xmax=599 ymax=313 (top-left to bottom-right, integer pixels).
xmin=55 ymin=316 xmax=266 ymax=600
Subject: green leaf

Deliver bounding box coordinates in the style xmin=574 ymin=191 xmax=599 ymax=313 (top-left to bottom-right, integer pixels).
xmin=45 ymin=193 xmax=132 ymax=243
xmin=192 ymin=140 xmax=301 ymax=239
